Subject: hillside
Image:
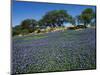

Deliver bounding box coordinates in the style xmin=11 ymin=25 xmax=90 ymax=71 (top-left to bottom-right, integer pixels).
xmin=12 ymin=28 xmax=96 ymax=74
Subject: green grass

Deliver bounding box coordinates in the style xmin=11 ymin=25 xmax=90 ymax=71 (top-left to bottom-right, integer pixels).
xmin=23 ymin=35 xmax=48 ymax=40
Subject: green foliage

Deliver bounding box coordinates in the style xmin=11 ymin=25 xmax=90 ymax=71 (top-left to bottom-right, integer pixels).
xmin=21 ymin=19 xmax=37 ymax=32
xmin=39 ymin=10 xmax=72 ymax=27
xmin=20 ymin=29 xmax=29 ymax=35
xmin=12 ymin=25 xmax=22 ymax=36
xmin=13 ymin=8 xmax=96 ymax=36
xmin=76 ymin=8 xmax=95 ymax=26
xmin=23 ymin=35 xmax=48 ymax=40
xmin=13 ymin=19 xmax=38 ymax=36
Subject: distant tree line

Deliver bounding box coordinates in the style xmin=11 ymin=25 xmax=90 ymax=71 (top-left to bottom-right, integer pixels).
xmin=13 ymin=8 xmax=96 ymax=36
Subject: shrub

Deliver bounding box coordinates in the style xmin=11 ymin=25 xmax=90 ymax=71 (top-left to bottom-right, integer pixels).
xmin=20 ymin=29 xmax=29 ymax=35
xmin=76 ymin=25 xmax=87 ymax=29
xmin=67 ymin=26 xmax=77 ymax=30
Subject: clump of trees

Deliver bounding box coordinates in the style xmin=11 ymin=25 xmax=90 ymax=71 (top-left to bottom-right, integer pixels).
xmin=13 ymin=19 xmax=38 ymax=36
xmin=38 ymin=10 xmax=74 ymax=27
xmin=76 ymin=8 xmax=96 ymax=27
xmin=13 ymin=8 xmax=96 ymax=36
xmin=21 ymin=19 xmax=37 ymax=33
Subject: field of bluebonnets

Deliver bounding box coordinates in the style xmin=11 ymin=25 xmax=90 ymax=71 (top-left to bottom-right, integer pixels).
xmin=12 ymin=28 xmax=96 ymax=74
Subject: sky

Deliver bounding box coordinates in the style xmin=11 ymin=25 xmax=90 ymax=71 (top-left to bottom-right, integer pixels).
xmin=12 ymin=1 xmax=96 ymax=27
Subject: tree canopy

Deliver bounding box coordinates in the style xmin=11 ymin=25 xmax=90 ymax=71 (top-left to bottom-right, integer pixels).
xmin=76 ymin=8 xmax=95 ymax=26
xmin=21 ymin=19 xmax=37 ymax=32
xmin=39 ymin=10 xmax=73 ymax=27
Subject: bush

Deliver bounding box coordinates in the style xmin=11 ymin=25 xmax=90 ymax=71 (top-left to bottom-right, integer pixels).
xmin=67 ymin=26 xmax=77 ymax=30
xmin=20 ymin=29 xmax=29 ymax=35
xmin=76 ymin=25 xmax=87 ymax=29
xmin=67 ymin=25 xmax=87 ymax=30
xmin=12 ymin=26 xmax=22 ymax=36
